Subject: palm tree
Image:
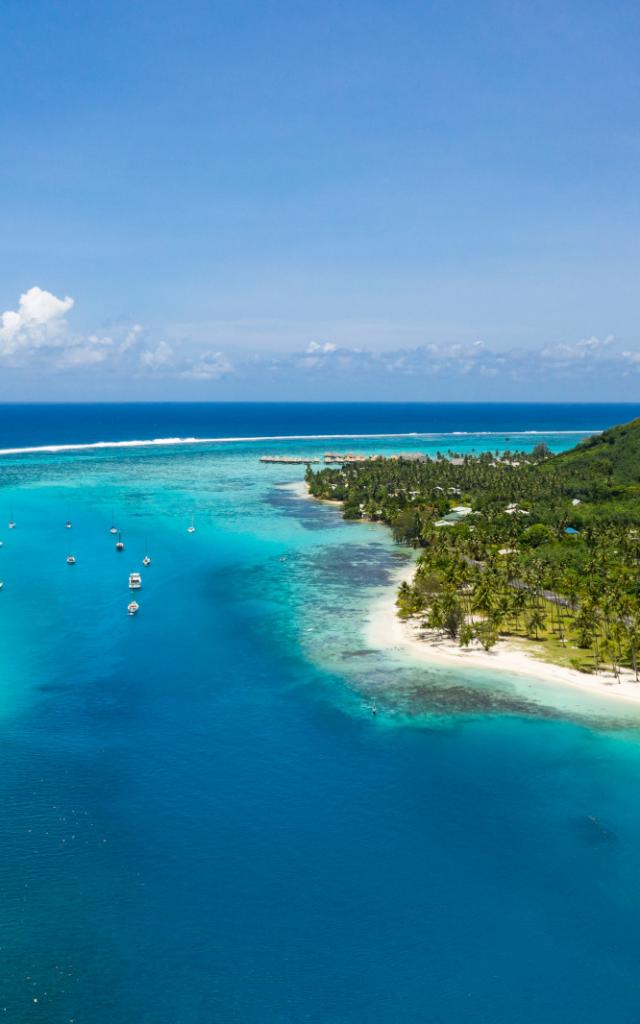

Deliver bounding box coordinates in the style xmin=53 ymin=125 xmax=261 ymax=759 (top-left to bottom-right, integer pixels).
xmin=527 ymin=606 xmax=546 ymax=641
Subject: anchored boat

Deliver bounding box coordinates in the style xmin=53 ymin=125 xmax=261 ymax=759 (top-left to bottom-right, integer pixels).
xmin=129 ymin=572 xmax=142 ymax=590
xmin=127 ymin=601 xmax=139 ymax=615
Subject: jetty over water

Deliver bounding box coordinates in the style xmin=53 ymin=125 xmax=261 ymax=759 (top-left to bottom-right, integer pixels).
xmin=259 ymin=455 xmax=320 ymax=464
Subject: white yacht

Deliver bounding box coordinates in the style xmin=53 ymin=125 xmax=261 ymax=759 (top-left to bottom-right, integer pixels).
xmin=127 ymin=601 xmax=139 ymax=615
xmin=129 ymin=572 xmax=142 ymax=590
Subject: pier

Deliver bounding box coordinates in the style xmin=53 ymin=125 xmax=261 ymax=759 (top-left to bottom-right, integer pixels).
xmin=259 ymin=455 xmax=320 ymax=464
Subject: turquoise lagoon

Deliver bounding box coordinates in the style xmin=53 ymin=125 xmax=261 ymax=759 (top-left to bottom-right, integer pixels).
xmin=1 ymin=419 xmax=640 ymax=1022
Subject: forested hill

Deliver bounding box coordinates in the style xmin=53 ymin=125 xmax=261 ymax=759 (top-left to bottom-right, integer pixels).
xmin=553 ymin=418 xmax=640 ymax=486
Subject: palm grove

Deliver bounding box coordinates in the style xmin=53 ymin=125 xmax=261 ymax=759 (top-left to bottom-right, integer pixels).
xmin=306 ymin=419 xmax=640 ymax=679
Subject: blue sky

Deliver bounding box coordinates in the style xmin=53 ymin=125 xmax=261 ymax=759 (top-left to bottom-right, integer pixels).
xmin=1 ymin=0 xmax=639 ymax=399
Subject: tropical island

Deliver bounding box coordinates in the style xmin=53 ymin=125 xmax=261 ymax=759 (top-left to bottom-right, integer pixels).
xmin=306 ymin=418 xmax=640 ymax=694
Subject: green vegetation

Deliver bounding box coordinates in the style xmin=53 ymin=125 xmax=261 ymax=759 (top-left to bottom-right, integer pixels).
xmin=306 ymin=420 xmax=640 ymax=678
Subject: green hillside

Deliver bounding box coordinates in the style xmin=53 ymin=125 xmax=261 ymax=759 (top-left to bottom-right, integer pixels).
xmin=555 ymin=417 xmax=640 ymax=485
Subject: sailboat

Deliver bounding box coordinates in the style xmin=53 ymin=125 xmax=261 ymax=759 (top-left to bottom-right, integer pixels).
xmin=115 ymin=532 xmax=125 ymax=551
xmin=65 ymin=519 xmax=72 ymax=529
xmin=127 ymin=600 xmax=139 ymax=616
xmin=109 ymin=509 xmax=118 ymax=534
xmin=67 ymin=555 xmax=76 ymax=565
xmin=187 ymin=516 xmax=196 ymax=534
xmin=8 ymin=510 xmax=15 ymax=529
xmin=142 ymin=538 xmax=151 ymax=567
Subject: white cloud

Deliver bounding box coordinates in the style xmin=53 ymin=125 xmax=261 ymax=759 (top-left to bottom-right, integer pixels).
xmin=57 ymin=342 xmax=111 ymax=368
xmin=261 ymin=332 xmax=640 ymax=388
xmin=139 ymin=341 xmax=173 ymax=370
xmin=541 ymin=335 xmax=615 ymax=361
xmin=306 ymin=340 xmax=337 ymax=354
xmin=0 ymin=287 xmax=162 ymax=377
xmin=0 ymin=286 xmax=74 ymax=356
xmin=119 ymin=323 xmax=144 ymax=353
xmin=2 ymin=285 xmax=639 ymax=397
xmin=180 ymin=351 xmax=233 ymax=380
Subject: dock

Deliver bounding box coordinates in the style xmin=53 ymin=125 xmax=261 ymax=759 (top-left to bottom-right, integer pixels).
xmin=259 ymin=455 xmax=320 ymax=464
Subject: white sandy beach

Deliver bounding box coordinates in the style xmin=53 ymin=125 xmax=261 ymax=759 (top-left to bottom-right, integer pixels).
xmin=368 ymin=561 xmax=640 ymax=708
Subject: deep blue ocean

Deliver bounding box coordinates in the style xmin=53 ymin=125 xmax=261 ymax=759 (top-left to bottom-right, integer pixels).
xmin=2 ymin=403 xmax=640 ymax=1023
xmin=0 ymin=401 xmax=637 ymax=449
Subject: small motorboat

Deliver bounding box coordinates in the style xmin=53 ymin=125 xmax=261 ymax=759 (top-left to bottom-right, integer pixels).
xmin=109 ymin=526 xmax=118 ymax=535
xmin=142 ymin=555 xmax=151 ymax=567
xmin=66 ymin=555 xmax=76 ymax=565
xmin=115 ymin=532 xmax=124 ymax=551
xmin=8 ymin=520 xmax=15 ymax=530
xmin=65 ymin=521 xmax=72 ymax=529
xmin=0 ymin=581 xmax=4 ymax=590
xmin=187 ymin=517 xmax=196 ymax=534
xmin=129 ymin=572 xmax=142 ymax=590
xmin=127 ymin=601 xmax=139 ymax=616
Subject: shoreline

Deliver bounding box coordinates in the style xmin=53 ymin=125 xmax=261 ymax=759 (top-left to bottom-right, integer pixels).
xmin=368 ymin=561 xmax=640 ymax=708
xmin=295 ymin=478 xmax=640 ymax=710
